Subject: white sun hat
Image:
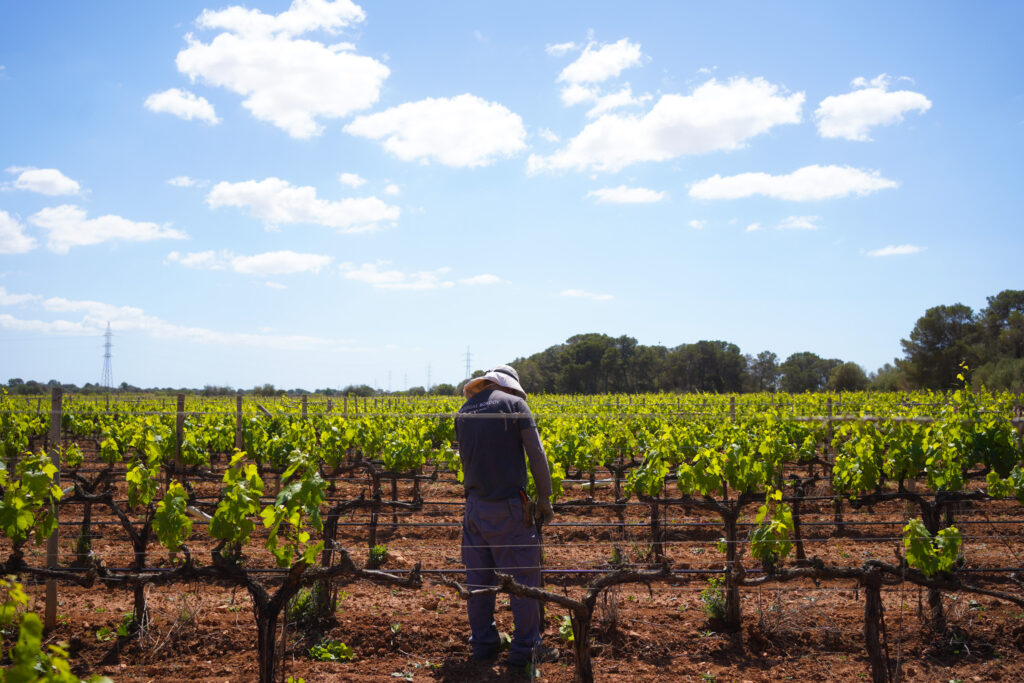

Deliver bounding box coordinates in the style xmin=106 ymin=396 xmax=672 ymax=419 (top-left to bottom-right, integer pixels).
xmin=462 ymin=364 xmax=527 ymax=399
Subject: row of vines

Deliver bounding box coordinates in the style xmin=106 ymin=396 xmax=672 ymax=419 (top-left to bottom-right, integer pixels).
xmin=1 ymin=382 xmax=1023 ymax=682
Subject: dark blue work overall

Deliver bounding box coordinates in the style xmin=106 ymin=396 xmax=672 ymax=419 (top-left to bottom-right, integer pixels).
xmin=456 ymin=388 xmax=542 ymax=664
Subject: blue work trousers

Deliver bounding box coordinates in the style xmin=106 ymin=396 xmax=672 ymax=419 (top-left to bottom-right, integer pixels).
xmin=461 ymin=494 xmax=542 ymax=664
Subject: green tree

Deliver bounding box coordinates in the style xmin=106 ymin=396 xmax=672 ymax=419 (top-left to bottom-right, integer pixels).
xmin=897 ymin=304 xmax=976 ymax=389
xmin=828 ymin=362 xmax=868 ymax=391
xmin=745 ymin=351 xmax=780 ymax=392
xmin=341 ymin=384 xmax=376 ymax=397
xmin=558 ymin=333 xmax=616 ymax=393
xmin=972 ymin=358 xmax=1024 ymax=392
xmin=666 ymin=341 xmax=747 ymax=392
xmin=976 ymin=289 xmax=1024 ymax=359
xmin=869 ymin=362 xmax=905 ymax=391
xmin=779 ymin=352 xmax=841 ymax=392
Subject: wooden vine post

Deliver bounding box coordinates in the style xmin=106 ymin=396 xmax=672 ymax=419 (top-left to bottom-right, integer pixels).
xmin=862 ymin=566 xmax=891 ymax=683
xmin=44 ymin=387 xmax=62 ymax=631
xmin=174 ymin=393 xmax=185 ymax=472
xmin=235 ymin=393 xmax=243 ymax=451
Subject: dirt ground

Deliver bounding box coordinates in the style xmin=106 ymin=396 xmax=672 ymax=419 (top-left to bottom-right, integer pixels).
xmin=9 ymin=459 xmax=1024 ymax=682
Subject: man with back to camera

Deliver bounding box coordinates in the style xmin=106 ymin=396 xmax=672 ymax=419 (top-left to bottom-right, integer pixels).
xmin=455 ymin=365 xmax=556 ymax=670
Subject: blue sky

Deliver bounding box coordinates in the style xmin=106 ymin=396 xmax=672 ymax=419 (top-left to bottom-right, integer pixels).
xmin=1 ymin=1 xmax=1022 ymax=390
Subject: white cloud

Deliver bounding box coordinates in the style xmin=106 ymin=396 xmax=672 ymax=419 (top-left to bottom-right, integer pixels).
xmin=0 ymin=286 xmax=40 ymax=306
xmin=557 ymin=38 xmax=642 ymax=85
xmin=383 ymin=183 xmax=400 ymax=196
xmin=167 ymin=175 xmax=199 ymax=187
xmin=339 ymin=172 xmax=366 ymax=188
xmin=816 ymin=74 xmax=931 ymax=141
xmin=0 ymin=210 xmax=37 ymax=254
xmin=0 ymin=287 xmax=338 ymax=350
xmin=866 ymin=244 xmax=926 ymax=257
xmin=777 ymin=215 xmax=820 ymax=230
xmin=458 ymin=274 xmax=502 ymax=286
xmin=231 ymin=250 xmax=331 ymax=275
xmin=586 ymin=185 xmax=666 ymax=204
xmin=559 ymin=83 xmax=598 ymax=107
xmin=585 ymin=85 xmax=651 ymax=118
xmin=688 ymin=219 xmax=706 ymax=230
xmin=538 ymin=128 xmax=560 ymax=143
xmin=745 ymin=216 xmax=822 ymax=232
xmin=561 ymin=289 xmax=613 ymax=301
xmin=28 ymin=205 xmax=186 ymax=253
xmin=689 ymin=164 xmax=898 ymax=201
xmin=176 ymin=0 xmax=387 ymax=138
xmin=6 ymin=167 xmax=81 ymax=196
xmin=345 ymin=94 xmax=527 ymax=167
xmin=339 ymin=262 xmax=454 ymax=290
xmin=144 ymin=88 xmax=221 ymax=124
xmin=167 ymin=249 xmax=330 ymax=275
xmin=207 ymin=177 xmax=399 ymax=232
xmin=196 ymin=0 xmax=365 ymax=37
xmin=167 ymin=250 xmax=224 ymax=270
xmin=529 ymin=78 xmax=804 ymax=173
xmin=0 ymin=314 xmax=93 ymax=336
xmin=545 ymin=41 xmax=579 ymax=57
xmin=338 ymin=262 xmax=501 ymax=290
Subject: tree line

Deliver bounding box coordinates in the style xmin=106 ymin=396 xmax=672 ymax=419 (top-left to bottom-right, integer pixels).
xmin=504 ymin=289 xmax=1024 ymax=394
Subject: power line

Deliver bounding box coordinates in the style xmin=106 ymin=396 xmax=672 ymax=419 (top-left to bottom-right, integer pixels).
xmin=100 ymin=322 xmax=113 ymax=391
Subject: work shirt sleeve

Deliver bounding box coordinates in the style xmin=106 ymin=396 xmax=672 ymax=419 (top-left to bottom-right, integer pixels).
xmin=521 ymin=427 xmax=552 ymax=501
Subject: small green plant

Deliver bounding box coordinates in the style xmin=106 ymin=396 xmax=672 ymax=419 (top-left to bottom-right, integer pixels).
xmin=369 ymin=544 xmax=388 ymax=567
xmin=390 ymin=622 xmax=401 ymax=637
xmin=288 ymin=587 xmax=316 ymax=626
xmin=96 ymin=612 xmax=136 ymax=641
xmin=630 ymin=542 xmax=654 ymax=562
xmin=75 ymin=532 xmax=92 ymax=559
xmin=308 ymin=638 xmax=354 ymax=662
xmin=558 ymin=614 xmax=575 ymax=642
xmin=700 ymin=576 xmax=726 ymax=621
xmin=701 ymin=672 xmax=717 ymax=683
xmin=607 ymin=546 xmax=622 ymax=565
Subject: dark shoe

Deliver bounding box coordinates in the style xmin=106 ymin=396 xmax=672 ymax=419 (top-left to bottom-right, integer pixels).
xmin=471 ymin=648 xmax=498 ymax=663
xmin=504 ymin=645 xmax=559 ymax=668
xmin=533 ymin=646 xmax=560 ymax=663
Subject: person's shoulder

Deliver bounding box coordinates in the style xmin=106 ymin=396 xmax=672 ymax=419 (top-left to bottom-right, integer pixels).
xmin=491 ymin=389 xmax=529 ymax=409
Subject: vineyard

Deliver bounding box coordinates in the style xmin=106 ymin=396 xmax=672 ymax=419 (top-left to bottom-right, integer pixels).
xmin=2 ymin=385 xmax=1024 ymax=682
